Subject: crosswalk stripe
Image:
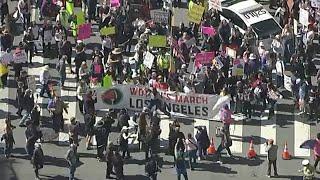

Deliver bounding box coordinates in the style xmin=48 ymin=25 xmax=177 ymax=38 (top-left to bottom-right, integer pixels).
xmin=229 ymin=120 xmax=243 ymax=154
xmin=294 ymin=120 xmax=310 ymax=157
xmin=260 ymin=119 xmax=276 ymax=155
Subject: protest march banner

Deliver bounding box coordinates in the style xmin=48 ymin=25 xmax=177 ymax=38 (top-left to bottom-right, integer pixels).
xmin=188 ymin=1 xmax=205 ymax=24
xmin=201 ymin=26 xmax=216 ymax=36
xmin=66 ymin=0 xmax=74 ymax=15
xmin=148 ymin=35 xmax=167 ymax=47
xmin=110 ymin=0 xmax=120 ymax=7
xmin=194 ymin=51 xmax=215 ymax=68
xmin=144 ymin=51 xmax=155 ymax=69
xmin=97 ymin=84 xmax=230 ymax=119
xmin=299 ymin=9 xmax=309 ymax=26
xmin=232 ymin=58 xmax=244 ymax=76
xmin=226 ymin=47 xmax=236 ymax=59
xmin=13 ymin=48 xmax=27 ymax=63
xmin=150 ymin=10 xmax=169 ymax=24
xmin=208 ymin=0 xmax=222 ymax=11
xmin=100 ymin=26 xmax=116 ymax=36
xmin=77 ymin=23 xmax=91 ymax=40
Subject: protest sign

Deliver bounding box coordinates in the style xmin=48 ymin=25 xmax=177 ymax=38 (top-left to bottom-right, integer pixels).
xmin=144 ymin=52 xmax=155 ymax=69
xmin=148 ymin=35 xmax=167 ymax=47
xmin=208 ymin=0 xmax=222 ymax=11
xmin=110 ymin=0 xmax=120 ymax=7
xmin=13 ymin=49 xmax=27 ymax=63
xmin=212 ymin=57 xmax=224 ymax=69
xmin=150 ymin=10 xmax=169 ymax=24
xmin=299 ymin=9 xmax=309 ymax=26
xmin=226 ymin=47 xmax=237 ymax=59
xmin=27 ymin=76 xmax=36 ymax=92
xmin=284 ymin=73 xmax=292 ymax=92
xmin=194 ymin=52 xmax=215 ymax=68
xmin=0 ymin=51 xmax=13 ymax=64
xmin=97 ymin=84 xmax=230 ymax=119
xmin=77 ymin=23 xmax=91 ymax=40
xmin=188 ymin=1 xmax=205 ymax=24
xmin=100 ymin=26 xmax=116 ymax=36
xmin=293 ymin=19 xmax=298 ymax=35
xmin=43 ymin=30 xmax=53 ymax=45
xmin=311 ymin=0 xmax=320 ymax=8
xmin=103 ymin=75 xmax=113 ymax=89
xmin=66 ymin=0 xmax=74 ymax=15
xmin=201 ymin=26 xmax=216 ymax=36
xmin=232 ymin=58 xmax=244 ymax=76
xmin=76 ymin=11 xmax=85 ymax=26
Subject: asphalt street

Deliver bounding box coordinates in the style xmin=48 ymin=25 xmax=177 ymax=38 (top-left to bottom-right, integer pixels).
xmin=1 ymin=1 xmax=320 ymax=180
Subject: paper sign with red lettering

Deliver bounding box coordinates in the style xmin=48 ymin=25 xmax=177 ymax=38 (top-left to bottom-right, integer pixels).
xmin=97 ymin=84 xmax=229 ymax=119
xmin=77 ymin=23 xmax=91 ymax=40
xmin=194 ymin=52 xmax=215 ymax=68
xmin=201 ymin=26 xmax=216 ymax=36
xmin=111 ymin=0 xmax=120 ymax=7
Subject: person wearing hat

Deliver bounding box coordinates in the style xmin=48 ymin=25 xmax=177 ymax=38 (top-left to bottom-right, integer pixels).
xmin=119 ymin=126 xmax=132 ymax=159
xmin=65 ymin=143 xmax=78 ymax=180
xmin=94 ymin=120 xmax=109 ymax=161
xmin=39 ymin=65 xmax=52 ymax=98
xmin=107 ymin=48 xmax=123 ymax=77
xmin=31 ymin=142 xmax=44 ymax=180
xmin=299 ymin=159 xmax=315 ymax=179
xmin=265 ymin=139 xmax=278 ymax=177
xmin=19 ymin=88 xmax=35 ymax=127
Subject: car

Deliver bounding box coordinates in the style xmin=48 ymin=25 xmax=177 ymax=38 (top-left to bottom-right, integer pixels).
xmin=220 ymin=0 xmax=282 ymax=40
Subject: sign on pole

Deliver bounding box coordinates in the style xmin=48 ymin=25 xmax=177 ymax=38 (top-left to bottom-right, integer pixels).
xmin=144 ymin=52 xmax=155 ymax=69
xmin=188 ymin=1 xmax=205 ymax=24
xmin=100 ymin=26 xmax=116 ymax=36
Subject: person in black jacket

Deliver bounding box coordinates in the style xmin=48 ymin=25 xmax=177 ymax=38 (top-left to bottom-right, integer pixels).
xmin=94 ymin=120 xmax=109 ymax=161
xmin=74 ymin=41 xmax=86 ymax=79
xmin=16 ymin=81 xmax=25 ymax=117
xmin=31 ymin=143 xmax=44 ymax=180
xmin=1 ymin=123 xmax=15 ymax=158
xmin=23 ymin=27 xmax=34 ymax=65
xmin=83 ymin=90 xmax=97 ymax=116
xmin=84 ymin=113 xmax=95 ymax=150
xmin=112 ymin=150 xmax=124 ymax=180
xmin=145 ymin=154 xmax=161 ymax=180
xmin=195 ymin=127 xmax=210 ymax=160
xmin=31 ymin=105 xmax=40 ymax=127
xmin=117 ymin=108 xmax=130 ymax=131
xmin=105 ymin=142 xmax=115 ymax=179
xmin=60 ymin=38 xmax=74 ymax=74
xmin=19 ymin=89 xmax=34 ymax=127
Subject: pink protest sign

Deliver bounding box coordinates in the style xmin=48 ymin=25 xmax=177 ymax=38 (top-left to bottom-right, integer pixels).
xmin=78 ymin=23 xmax=91 ymax=40
xmin=111 ymin=0 xmax=120 ymax=7
xmin=201 ymin=26 xmax=216 ymax=36
xmin=194 ymin=51 xmax=215 ymax=68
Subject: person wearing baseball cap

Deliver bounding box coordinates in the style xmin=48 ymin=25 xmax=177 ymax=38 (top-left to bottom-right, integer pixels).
xmin=299 ymin=159 xmax=315 ymax=179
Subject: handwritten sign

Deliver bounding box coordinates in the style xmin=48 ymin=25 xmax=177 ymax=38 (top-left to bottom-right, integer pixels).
xmin=78 ymin=23 xmax=91 ymax=40
xmin=100 ymin=26 xmax=116 ymax=36
xmin=13 ymin=49 xmax=27 ymax=63
xmin=194 ymin=52 xmax=215 ymax=68
xmin=299 ymin=9 xmax=309 ymax=26
xmin=148 ymin=35 xmax=167 ymax=47
xmin=151 ymin=10 xmax=169 ymax=24
xmin=144 ymin=52 xmax=155 ymax=69
xmin=201 ymin=26 xmax=216 ymax=36
xmin=226 ymin=47 xmax=236 ymax=59
xmin=232 ymin=58 xmax=244 ymax=76
xmin=188 ymin=1 xmax=205 ymax=24
xmin=212 ymin=57 xmax=224 ymax=69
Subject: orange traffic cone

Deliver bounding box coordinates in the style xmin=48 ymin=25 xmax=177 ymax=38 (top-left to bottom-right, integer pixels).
xmin=282 ymin=141 xmax=292 ymax=160
xmin=247 ymin=140 xmax=257 ymax=159
xmin=207 ymin=137 xmax=216 ymax=155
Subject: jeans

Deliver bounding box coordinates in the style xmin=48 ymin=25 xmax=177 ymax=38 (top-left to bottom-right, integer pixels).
xmin=188 ymin=149 xmax=197 ymax=169
xmin=40 ymin=83 xmax=51 ymax=98
xmin=314 ymin=155 xmax=320 ymax=169
xmin=60 ymin=75 xmax=66 ymax=87
xmin=176 ymin=168 xmax=188 ymax=180
xmin=276 ymin=75 xmax=284 ymax=88
xmin=243 ymin=101 xmax=252 ymax=118
xmin=4 ymin=143 xmax=13 ymax=157
xmin=69 ymin=165 xmax=76 ymax=180
xmin=267 ymin=160 xmax=278 ymax=176
xmin=22 ymin=13 xmax=30 ymax=30
xmin=78 ymin=99 xmax=84 ymax=113
xmin=19 ymin=111 xmax=31 ymax=125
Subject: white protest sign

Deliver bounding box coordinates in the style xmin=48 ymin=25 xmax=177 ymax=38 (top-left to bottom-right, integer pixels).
xmin=0 ymin=51 xmax=13 ymax=64
xmin=311 ymin=0 xmax=320 ymax=8
xmin=43 ymin=30 xmax=53 ymax=45
xmin=209 ymin=0 xmax=222 ymax=11
xmin=226 ymin=47 xmax=236 ymax=59
xmin=293 ymin=19 xmax=298 ymax=35
xmin=27 ymin=76 xmax=37 ymax=92
xmin=13 ymin=49 xmax=27 ymax=63
xmin=144 ymin=51 xmax=155 ymax=69
xmin=284 ymin=73 xmax=292 ymax=92
xmin=299 ymin=9 xmax=309 ymax=26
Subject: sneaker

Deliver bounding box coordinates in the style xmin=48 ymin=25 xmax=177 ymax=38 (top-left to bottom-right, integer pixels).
xmin=217 ymin=160 xmax=223 ymax=164
xmin=266 ymin=175 xmax=271 ymax=178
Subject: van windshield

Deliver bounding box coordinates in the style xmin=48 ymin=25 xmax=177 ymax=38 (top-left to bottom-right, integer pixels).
xmin=251 ymin=19 xmax=282 ymax=39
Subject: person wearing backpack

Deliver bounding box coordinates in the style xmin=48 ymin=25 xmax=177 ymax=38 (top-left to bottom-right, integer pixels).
xmin=145 ymin=154 xmax=161 ymax=180
xmin=175 ymin=138 xmax=188 ymax=180
xmin=56 ymin=55 xmax=67 ymax=88
xmin=66 ymin=144 xmax=78 ymax=180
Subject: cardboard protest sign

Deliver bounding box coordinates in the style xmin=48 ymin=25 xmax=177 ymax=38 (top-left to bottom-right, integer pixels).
xmin=144 ymin=52 xmax=155 ymax=69
xmin=201 ymin=26 xmax=216 ymax=36
xmin=76 ymin=11 xmax=85 ymax=26
xmin=188 ymin=1 xmax=205 ymax=24
xmin=148 ymin=35 xmax=167 ymax=47
xmin=151 ymin=10 xmax=169 ymax=24
xmin=100 ymin=26 xmax=116 ymax=36
xmin=77 ymin=23 xmax=91 ymax=40
xmin=226 ymin=47 xmax=236 ymax=59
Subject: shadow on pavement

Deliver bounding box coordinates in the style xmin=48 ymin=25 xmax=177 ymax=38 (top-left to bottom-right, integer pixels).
xmin=124 ymin=175 xmax=150 ymax=180
xmin=43 ymin=155 xmax=68 ymax=168
xmin=41 ymin=174 xmax=82 ymax=180
xmin=194 ymin=162 xmax=237 ymax=174
xmin=221 ymin=156 xmax=264 ymax=167
xmin=230 ymin=135 xmax=267 ymax=145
